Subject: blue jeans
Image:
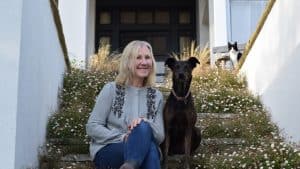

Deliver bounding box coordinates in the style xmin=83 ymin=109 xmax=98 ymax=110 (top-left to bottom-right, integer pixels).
xmin=93 ymin=121 xmax=161 ymax=169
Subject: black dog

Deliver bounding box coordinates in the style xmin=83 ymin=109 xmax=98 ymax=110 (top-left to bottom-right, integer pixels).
xmin=162 ymin=57 xmax=202 ymax=169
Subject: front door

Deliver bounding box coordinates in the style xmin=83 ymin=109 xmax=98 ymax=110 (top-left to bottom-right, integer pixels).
xmin=120 ymin=32 xmax=169 ymax=61
xmin=96 ymin=0 xmax=196 ymax=62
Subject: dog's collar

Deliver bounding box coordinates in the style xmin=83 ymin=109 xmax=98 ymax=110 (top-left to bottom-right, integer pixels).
xmin=171 ymin=89 xmax=191 ymax=104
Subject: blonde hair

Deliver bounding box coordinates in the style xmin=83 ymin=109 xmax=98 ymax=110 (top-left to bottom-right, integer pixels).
xmin=115 ymin=40 xmax=157 ymax=87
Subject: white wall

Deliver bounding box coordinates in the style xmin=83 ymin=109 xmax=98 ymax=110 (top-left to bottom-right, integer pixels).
xmin=209 ymin=0 xmax=230 ymax=64
xmin=209 ymin=0 xmax=229 ymax=48
xmin=0 ymin=1 xmax=23 ymax=169
xmin=241 ymin=0 xmax=300 ymax=143
xmin=196 ymin=0 xmax=210 ymax=47
xmin=14 ymin=0 xmax=66 ymax=168
xmin=0 ymin=0 xmax=66 ymax=168
xmin=229 ymin=0 xmax=268 ymax=43
xmin=86 ymin=0 xmax=96 ymax=65
xmin=59 ymin=0 xmax=89 ymax=68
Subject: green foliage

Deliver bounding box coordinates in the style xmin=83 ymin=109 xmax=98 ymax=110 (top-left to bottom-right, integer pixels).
xmin=46 ymin=68 xmax=300 ymax=168
xmin=192 ymin=70 xmax=261 ymax=114
xmin=47 ymin=68 xmax=116 ymax=143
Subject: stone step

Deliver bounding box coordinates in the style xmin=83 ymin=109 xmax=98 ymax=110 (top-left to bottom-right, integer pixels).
xmin=61 ymin=154 xmax=91 ymax=162
xmin=48 ymin=138 xmax=86 ymax=145
xmin=40 ymin=161 xmax=94 ymax=169
xmin=47 ymin=113 xmax=239 ymax=143
xmin=201 ymin=138 xmax=245 ymax=145
xmin=48 ymin=137 xmax=245 ymax=147
xmin=57 ymin=138 xmax=245 ymax=162
xmin=197 ymin=113 xmax=238 ymax=119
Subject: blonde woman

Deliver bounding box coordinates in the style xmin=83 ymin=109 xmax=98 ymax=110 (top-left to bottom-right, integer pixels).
xmin=86 ymin=40 xmax=165 ymax=169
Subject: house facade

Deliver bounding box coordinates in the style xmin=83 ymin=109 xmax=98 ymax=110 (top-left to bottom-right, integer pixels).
xmin=58 ymin=0 xmax=268 ymax=69
xmin=0 ymin=0 xmax=270 ymax=168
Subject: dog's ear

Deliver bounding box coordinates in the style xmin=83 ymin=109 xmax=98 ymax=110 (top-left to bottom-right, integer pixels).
xmin=165 ymin=57 xmax=176 ymax=69
xmin=188 ymin=57 xmax=200 ymax=69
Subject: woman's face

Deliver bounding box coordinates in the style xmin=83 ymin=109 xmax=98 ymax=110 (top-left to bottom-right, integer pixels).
xmin=132 ymin=46 xmax=153 ymax=80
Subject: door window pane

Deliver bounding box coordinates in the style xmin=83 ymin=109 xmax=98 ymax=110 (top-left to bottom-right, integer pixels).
xmin=151 ymin=36 xmax=167 ymax=55
xmin=137 ymin=11 xmax=153 ymax=24
xmin=155 ymin=11 xmax=170 ymax=24
xmin=121 ymin=11 xmax=136 ymax=24
xmin=179 ymin=36 xmax=191 ymax=54
xmin=98 ymin=37 xmax=111 ymax=50
xmin=100 ymin=12 xmax=111 ymax=24
xmin=179 ymin=11 xmax=190 ymax=24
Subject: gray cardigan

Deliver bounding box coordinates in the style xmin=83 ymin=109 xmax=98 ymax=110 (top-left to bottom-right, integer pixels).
xmin=86 ymin=82 xmax=165 ymax=160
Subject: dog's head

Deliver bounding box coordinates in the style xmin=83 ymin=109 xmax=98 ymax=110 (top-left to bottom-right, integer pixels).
xmin=165 ymin=57 xmax=200 ymax=91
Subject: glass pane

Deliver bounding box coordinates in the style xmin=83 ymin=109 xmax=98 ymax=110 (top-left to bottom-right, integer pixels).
xmin=100 ymin=12 xmax=111 ymax=24
xmin=96 ymin=37 xmax=111 ymax=56
xmin=151 ymin=37 xmax=167 ymax=55
xmin=179 ymin=36 xmax=191 ymax=54
xmin=121 ymin=11 xmax=136 ymax=24
xmin=179 ymin=11 xmax=190 ymax=24
xmin=155 ymin=11 xmax=170 ymax=24
xmin=137 ymin=11 xmax=153 ymax=24
xmin=99 ymin=37 xmax=111 ymax=46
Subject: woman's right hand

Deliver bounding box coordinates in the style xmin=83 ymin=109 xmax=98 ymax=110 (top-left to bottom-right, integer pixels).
xmin=127 ymin=117 xmax=144 ymax=130
xmin=123 ymin=117 xmax=145 ymax=141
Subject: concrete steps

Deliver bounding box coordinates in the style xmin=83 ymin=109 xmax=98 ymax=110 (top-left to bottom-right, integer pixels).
xmin=43 ymin=112 xmax=244 ymax=168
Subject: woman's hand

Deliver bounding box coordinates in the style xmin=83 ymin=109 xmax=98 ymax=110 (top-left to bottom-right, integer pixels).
xmin=123 ymin=117 xmax=145 ymax=141
xmin=128 ymin=117 xmax=144 ymax=130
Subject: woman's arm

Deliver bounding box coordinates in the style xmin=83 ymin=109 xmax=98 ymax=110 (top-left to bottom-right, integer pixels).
xmin=144 ymin=91 xmax=165 ymax=144
xmin=86 ymin=82 xmax=122 ymax=143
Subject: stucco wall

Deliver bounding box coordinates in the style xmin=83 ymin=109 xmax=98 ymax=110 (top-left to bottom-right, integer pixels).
xmin=241 ymin=0 xmax=300 ymax=143
xmin=59 ymin=0 xmax=89 ymax=68
xmin=209 ymin=0 xmax=230 ymax=65
xmin=197 ymin=0 xmax=210 ymax=47
xmin=13 ymin=1 xmax=66 ymax=168
xmin=0 ymin=0 xmax=66 ymax=168
xmin=0 ymin=1 xmax=23 ymax=169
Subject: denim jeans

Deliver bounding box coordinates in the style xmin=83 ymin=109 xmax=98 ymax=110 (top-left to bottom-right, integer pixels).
xmin=93 ymin=121 xmax=161 ymax=169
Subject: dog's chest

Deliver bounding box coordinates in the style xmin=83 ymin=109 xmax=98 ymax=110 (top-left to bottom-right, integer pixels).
xmin=167 ymin=101 xmax=195 ymax=126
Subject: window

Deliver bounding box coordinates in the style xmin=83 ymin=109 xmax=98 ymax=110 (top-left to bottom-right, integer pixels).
xmin=151 ymin=36 xmax=168 ymax=55
xmin=99 ymin=37 xmax=111 ymax=45
xmin=99 ymin=12 xmax=111 ymax=24
xmin=179 ymin=11 xmax=190 ymax=24
xmin=155 ymin=10 xmax=170 ymax=24
xmin=120 ymin=11 xmax=136 ymax=24
xmin=179 ymin=36 xmax=192 ymax=54
xmin=137 ymin=11 xmax=153 ymax=24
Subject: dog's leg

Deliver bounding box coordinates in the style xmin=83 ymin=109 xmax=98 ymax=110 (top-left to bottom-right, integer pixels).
xmin=162 ymin=132 xmax=170 ymax=169
xmin=184 ymin=128 xmax=192 ymax=169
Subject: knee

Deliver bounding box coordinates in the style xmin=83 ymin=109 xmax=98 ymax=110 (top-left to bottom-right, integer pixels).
xmin=148 ymin=142 xmax=160 ymax=159
xmin=134 ymin=121 xmax=152 ymax=135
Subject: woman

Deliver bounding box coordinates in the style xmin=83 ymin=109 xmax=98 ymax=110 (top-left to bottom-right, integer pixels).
xmin=86 ymin=40 xmax=165 ymax=169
